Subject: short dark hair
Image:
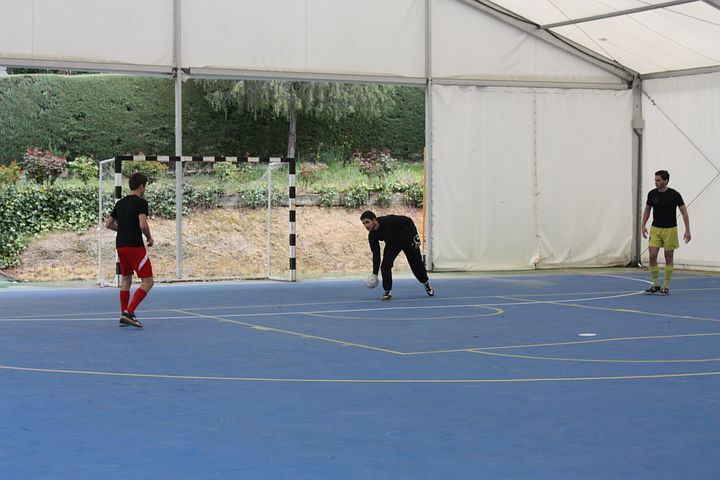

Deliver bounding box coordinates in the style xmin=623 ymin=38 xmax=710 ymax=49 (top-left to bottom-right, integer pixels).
xmin=655 ymin=170 xmax=669 ymax=181
xmin=360 ymin=210 xmax=376 ymax=221
xmin=129 ymin=172 xmax=148 ymax=191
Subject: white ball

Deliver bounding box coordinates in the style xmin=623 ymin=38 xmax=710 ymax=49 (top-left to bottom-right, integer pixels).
xmin=365 ymin=275 xmax=378 ymax=289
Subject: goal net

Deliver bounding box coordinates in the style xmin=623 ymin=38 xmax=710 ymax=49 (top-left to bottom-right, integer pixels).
xmin=98 ymin=155 xmax=296 ymax=286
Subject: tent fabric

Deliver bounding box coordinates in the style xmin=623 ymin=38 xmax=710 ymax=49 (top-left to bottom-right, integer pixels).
xmin=431 ymin=85 xmax=633 ymax=270
xmin=0 ymin=0 xmax=173 ymax=68
xmin=487 ymin=0 xmax=720 ymax=75
xmin=432 ymin=0 xmax=625 ymax=85
xmin=642 ymin=72 xmax=720 ymax=269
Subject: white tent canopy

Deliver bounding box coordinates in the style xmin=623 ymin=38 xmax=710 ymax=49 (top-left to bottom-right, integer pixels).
xmin=2 ymin=0 xmax=719 ymax=272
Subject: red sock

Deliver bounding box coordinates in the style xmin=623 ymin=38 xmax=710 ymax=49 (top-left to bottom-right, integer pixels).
xmin=127 ymin=288 xmax=148 ymax=314
xmin=120 ymin=290 xmax=130 ymax=312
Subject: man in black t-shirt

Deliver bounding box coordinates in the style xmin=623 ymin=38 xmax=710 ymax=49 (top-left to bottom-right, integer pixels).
xmin=360 ymin=210 xmax=434 ymax=301
xmin=105 ymin=172 xmax=155 ymax=327
xmin=640 ymin=169 xmax=691 ymax=295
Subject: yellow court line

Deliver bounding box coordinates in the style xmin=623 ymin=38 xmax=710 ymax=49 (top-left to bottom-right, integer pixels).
xmin=471 ymin=350 xmax=720 ymax=364
xmin=174 ymin=309 xmax=404 ymax=355
xmin=2 ymin=364 xmax=720 ymax=383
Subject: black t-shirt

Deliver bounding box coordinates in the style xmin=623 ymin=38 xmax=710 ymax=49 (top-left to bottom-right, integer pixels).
xmin=646 ymin=188 xmax=684 ymax=228
xmin=110 ymin=195 xmax=149 ymax=247
xmin=368 ymin=215 xmax=419 ymax=274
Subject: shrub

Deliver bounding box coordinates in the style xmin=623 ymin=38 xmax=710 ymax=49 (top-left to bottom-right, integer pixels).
xmin=376 ymin=189 xmax=394 ymax=208
xmin=297 ymin=162 xmax=328 ymax=190
xmin=318 ymin=186 xmax=339 ymax=207
xmin=354 ymin=148 xmax=397 ymax=182
xmin=344 ymin=184 xmax=368 ymax=208
xmin=403 ymin=182 xmax=424 ymax=207
xmin=0 ymin=161 xmax=22 ymax=184
xmin=21 ymin=148 xmax=67 ymax=184
xmin=122 ymin=160 xmax=168 ymax=182
xmin=239 ymin=187 xmax=285 ymax=208
xmin=68 ymin=155 xmax=98 ymax=182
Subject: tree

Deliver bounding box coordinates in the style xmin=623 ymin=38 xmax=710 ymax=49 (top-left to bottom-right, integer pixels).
xmin=199 ymin=80 xmax=395 ymax=158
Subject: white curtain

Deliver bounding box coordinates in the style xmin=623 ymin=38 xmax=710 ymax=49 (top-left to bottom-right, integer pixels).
xmin=431 ymin=85 xmax=633 ymax=270
xmin=642 ymin=73 xmax=720 ymax=269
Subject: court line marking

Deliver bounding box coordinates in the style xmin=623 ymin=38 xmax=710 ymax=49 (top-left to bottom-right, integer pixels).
xmin=302 ymin=306 xmax=504 ymax=321
xmin=10 ymin=285 xmax=720 ymax=320
xmin=471 ymin=350 xmax=720 ymax=363
xmin=402 ymin=332 xmax=720 ymax=355
xmin=174 ymin=309 xmax=404 ymax=355
xmin=1 ymin=364 xmax=719 ymax=383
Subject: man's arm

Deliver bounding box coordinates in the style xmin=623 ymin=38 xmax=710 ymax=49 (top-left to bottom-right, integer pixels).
xmin=139 ymin=213 xmax=154 ymax=247
xmin=104 ymin=216 xmax=118 ymax=232
xmin=369 ymin=235 xmax=381 ymax=274
xmin=640 ymin=205 xmax=651 ymax=239
xmin=679 ymin=205 xmax=691 ymax=243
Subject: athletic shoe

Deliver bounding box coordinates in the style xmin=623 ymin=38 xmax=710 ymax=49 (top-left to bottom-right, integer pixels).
xmin=425 ymin=283 xmax=435 ymax=297
xmin=659 ymin=287 xmax=670 ymax=296
xmin=381 ymin=290 xmax=392 ymax=301
xmin=119 ymin=311 xmax=143 ymax=328
xmin=644 ymin=286 xmax=661 ymax=295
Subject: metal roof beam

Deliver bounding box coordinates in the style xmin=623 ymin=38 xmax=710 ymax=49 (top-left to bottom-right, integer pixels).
xmin=703 ymin=0 xmax=720 ymax=11
xmin=540 ymin=0 xmax=698 ymax=29
xmin=467 ymin=1 xmax=636 ymax=82
xmin=641 ymin=64 xmax=720 ymax=79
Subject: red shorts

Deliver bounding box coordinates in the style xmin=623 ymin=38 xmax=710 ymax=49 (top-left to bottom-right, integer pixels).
xmin=117 ymin=247 xmax=154 ymax=278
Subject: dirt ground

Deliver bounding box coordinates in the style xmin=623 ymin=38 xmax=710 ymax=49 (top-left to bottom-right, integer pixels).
xmin=4 ymin=206 xmax=423 ymax=282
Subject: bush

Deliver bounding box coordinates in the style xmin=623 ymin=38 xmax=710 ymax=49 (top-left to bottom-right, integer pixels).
xmin=318 ymin=186 xmax=339 ymax=207
xmin=122 ymin=160 xmax=168 ymax=182
xmin=403 ymin=182 xmax=423 ymax=207
xmin=21 ymin=148 xmax=67 ymax=184
xmin=376 ymin=189 xmax=394 ymax=208
xmin=0 ymin=161 xmax=22 ymax=184
xmin=354 ymin=148 xmax=397 ymax=182
xmin=68 ymin=155 xmax=98 ymax=182
xmin=344 ymin=184 xmax=368 ymax=208
xmin=0 ymin=184 xmax=112 ymax=268
xmin=297 ymin=161 xmax=327 ymax=190
xmin=239 ymin=187 xmax=285 ymax=208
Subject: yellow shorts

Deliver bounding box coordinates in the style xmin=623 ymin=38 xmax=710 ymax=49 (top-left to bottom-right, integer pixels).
xmin=648 ymin=226 xmax=679 ymax=250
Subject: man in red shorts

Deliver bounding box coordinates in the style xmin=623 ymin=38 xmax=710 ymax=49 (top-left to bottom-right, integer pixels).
xmin=105 ymin=172 xmax=154 ymax=328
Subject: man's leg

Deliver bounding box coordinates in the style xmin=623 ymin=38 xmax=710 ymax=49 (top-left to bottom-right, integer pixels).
xmin=381 ymin=245 xmax=402 ymax=294
xmin=645 ymin=246 xmax=661 ymax=294
xmin=662 ymin=249 xmax=675 ymax=290
xmin=120 ymin=275 xmax=132 ymax=312
xmin=127 ymin=276 xmax=154 ymax=314
xmin=404 ymin=245 xmax=434 ymax=296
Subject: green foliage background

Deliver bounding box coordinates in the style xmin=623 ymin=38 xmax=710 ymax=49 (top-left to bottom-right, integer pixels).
xmin=0 ymin=75 xmax=424 ymax=164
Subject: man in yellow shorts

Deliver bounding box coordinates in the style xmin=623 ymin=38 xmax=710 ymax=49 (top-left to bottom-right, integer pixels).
xmin=641 ymin=170 xmax=691 ymax=295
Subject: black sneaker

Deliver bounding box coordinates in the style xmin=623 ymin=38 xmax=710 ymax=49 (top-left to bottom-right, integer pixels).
xmin=644 ymin=286 xmax=661 ymax=295
xmin=119 ymin=311 xmax=143 ymax=328
xmin=381 ymin=290 xmax=392 ymax=301
xmin=659 ymin=287 xmax=670 ymax=296
xmin=425 ymin=283 xmax=435 ymax=297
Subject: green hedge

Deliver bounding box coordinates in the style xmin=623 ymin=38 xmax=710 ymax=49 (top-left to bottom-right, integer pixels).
xmin=0 ymin=75 xmax=425 ymax=164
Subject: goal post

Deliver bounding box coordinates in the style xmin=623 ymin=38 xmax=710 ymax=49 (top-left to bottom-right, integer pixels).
xmin=99 ymin=154 xmax=296 ymax=286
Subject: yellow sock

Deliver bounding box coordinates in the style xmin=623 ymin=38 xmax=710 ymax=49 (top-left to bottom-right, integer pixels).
xmin=663 ymin=265 xmax=674 ymax=288
xmin=650 ymin=265 xmax=660 ymax=286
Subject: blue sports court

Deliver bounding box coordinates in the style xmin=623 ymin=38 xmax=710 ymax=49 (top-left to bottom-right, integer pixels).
xmin=2 ymin=270 xmax=719 ymax=479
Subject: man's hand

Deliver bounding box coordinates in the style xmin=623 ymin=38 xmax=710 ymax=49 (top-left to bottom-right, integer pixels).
xmin=412 ymin=234 xmax=421 ymax=250
xmin=146 ymin=236 xmax=154 ymax=247
xmin=684 ymin=230 xmax=691 ymax=243
xmin=641 ymin=226 xmax=648 ymax=239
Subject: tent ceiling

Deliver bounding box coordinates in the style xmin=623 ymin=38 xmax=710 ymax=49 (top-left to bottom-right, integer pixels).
xmin=482 ymin=0 xmax=720 ymax=76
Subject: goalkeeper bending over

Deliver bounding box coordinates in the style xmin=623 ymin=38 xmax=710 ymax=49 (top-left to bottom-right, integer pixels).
xmin=360 ymin=210 xmax=434 ymax=301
